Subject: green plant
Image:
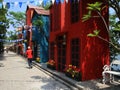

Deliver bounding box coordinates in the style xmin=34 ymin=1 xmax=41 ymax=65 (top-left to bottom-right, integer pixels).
xmin=47 ymin=59 xmax=56 ymax=66
xmin=64 ymin=65 xmax=81 ymax=78
xmin=36 ymin=57 xmax=40 ymax=63
xmin=47 ymin=59 xmax=56 ymax=70
xmin=82 ymin=2 xmax=120 ymax=51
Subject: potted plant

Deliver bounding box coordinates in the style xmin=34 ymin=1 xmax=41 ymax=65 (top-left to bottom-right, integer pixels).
xmin=36 ymin=57 xmax=40 ymax=63
xmin=64 ymin=65 xmax=73 ymax=78
xmin=73 ymin=68 xmax=81 ymax=81
xmin=47 ymin=59 xmax=56 ymax=70
xmin=64 ymin=65 xmax=81 ymax=81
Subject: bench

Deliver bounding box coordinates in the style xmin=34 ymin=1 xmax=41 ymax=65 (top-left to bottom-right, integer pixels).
xmin=102 ymin=61 xmax=120 ymax=84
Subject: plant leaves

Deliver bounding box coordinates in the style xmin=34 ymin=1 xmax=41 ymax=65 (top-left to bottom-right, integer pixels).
xmin=87 ymin=30 xmax=100 ymax=37
xmin=87 ymin=2 xmax=102 ymax=11
xmin=82 ymin=11 xmax=91 ymax=22
xmin=87 ymin=33 xmax=96 ymax=37
xmin=93 ymin=30 xmax=100 ymax=36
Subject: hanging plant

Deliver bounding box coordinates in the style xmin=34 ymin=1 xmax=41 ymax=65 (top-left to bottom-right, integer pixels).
xmin=32 ymin=16 xmax=43 ymax=31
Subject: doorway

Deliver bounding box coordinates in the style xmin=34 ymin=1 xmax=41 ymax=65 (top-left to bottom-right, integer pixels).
xmin=57 ymin=35 xmax=66 ymax=72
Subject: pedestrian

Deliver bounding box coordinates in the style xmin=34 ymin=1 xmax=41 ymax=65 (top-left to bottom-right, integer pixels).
xmin=6 ymin=48 xmax=8 ymax=53
xmin=26 ymin=46 xmax=33 ymax=69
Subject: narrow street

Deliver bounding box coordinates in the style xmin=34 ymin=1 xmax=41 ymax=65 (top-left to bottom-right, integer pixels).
xmin=0 ymin=52 xmax=70 ymax=90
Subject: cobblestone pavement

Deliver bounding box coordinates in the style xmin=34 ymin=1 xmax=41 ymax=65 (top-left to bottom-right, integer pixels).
xmin=0 ymin=52 xmax=70 ymax=90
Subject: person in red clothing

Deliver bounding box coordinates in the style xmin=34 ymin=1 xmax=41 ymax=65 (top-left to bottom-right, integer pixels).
xmin=26 ymin=46 xmax=33 ymax=68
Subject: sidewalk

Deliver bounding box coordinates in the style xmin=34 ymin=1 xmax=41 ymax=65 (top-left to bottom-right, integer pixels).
xmin=33 ymin=62 xmax=120 ymax=90
xmin=0 ymin=52 xmax=72 ymax=90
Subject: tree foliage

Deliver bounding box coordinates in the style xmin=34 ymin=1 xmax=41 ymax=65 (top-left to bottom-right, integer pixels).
xmin=0 ymin=0 xmax=9 ymax=52
xmin=0 ymin=1 xmax=9 ymax=34
xmin=87 ymin=30 xmax=100 ymax=37
xmin=106 ymin=0 xmax=120 ymax=21
xmin=40 ymin=0 xmax=52 ymax=10
xmin=109 ymin=14 xmax=120 ymax=60
xmin=33 ymin=16 xmax=43 ymax=27
xmin=7 ymin=11 xmax=26 ymax=28
xmin=6 ymin=31 xmax=17 ymax=40
xmin=32 ymin=16 xmax=43 ymax=31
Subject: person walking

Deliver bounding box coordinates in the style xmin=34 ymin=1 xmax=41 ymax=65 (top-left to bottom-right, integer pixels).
xmin=6 ymin=48 xmax=9 ymax=53
xmin=26 ymin=46 xmax=33 ymax=68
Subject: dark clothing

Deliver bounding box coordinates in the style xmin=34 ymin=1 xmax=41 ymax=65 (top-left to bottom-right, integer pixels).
xmin=26 ymin=49 xmax=33 ymax=68
xmin=6 ymin=48 xmax=8 ymax=53
xmin=28 ymin=58 xmax=32 ymax=68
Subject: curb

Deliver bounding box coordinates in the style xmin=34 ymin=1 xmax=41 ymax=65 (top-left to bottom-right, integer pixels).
xmin=33 ymin=62 xmax=84 ymax=90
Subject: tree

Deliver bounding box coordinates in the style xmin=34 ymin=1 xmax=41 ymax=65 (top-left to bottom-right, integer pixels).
xmin=5 ymin=11 xmax=25 ymax=45
xmin=82 ymin=2 xmax=120 ymax=60
xmin=7 ymin=11 xmax=26 ymax=28
xmin=0 ymin=0 xmax=9 ymax=35
xmin=0 ymin=0 xmax=9 ymax=53
xmin=106 ymin=0 xmax=120 ymax=21
xmin=41 ymin=0 xmax=52 ymax=10
xmin=109 ymin=14 xmax=120 ymax=59
xmin=7 ymin=31 xmax=17 ymax=40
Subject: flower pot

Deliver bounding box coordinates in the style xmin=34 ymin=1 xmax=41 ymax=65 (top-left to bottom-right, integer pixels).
xmin=36 ymin=57 xmax=40 ymax=63
xmin=74 ymin=73 xmax=82 ymax=81
xmin=47 ymin=64 xmax=55 ymax=70
xmin=65 ymin=72 xmax=72 ymax=78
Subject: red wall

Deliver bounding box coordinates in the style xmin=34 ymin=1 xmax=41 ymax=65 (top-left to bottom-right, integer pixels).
xmin=26 ymin=8 xmax=34 ymax=48
xmin=50 ymin=0 xmax=109 ymax=81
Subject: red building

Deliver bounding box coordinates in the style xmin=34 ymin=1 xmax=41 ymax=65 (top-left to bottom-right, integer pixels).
xmin=26 ymin=5 xmax=45 ymax=48
xmin=49 ymin=0 xmax=109 ymax=81
xmin=16 ymin=27 xmax=24 ymax=55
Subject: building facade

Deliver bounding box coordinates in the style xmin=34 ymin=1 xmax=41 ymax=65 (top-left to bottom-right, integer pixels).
xmin=49 ymin=0 xmax=109 ymax=81
xmin=16 ymin=27 xmax=24 ymax=55
xmin=26 ymin=5 xmax=50 ymax=63
xmin=32 ymin=8 xmax=50 ymax=63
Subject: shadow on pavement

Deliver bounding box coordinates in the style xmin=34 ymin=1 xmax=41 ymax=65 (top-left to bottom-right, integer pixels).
xmin=31 ymin=76 xmax=42 ymax=79
xmin=0 ymin=52 xmax=17 ymax=60
xmin=4 ymin=54 xmax=18 ymax=57
xmin=0 ymin=54 xmax=6 ymax=61
xmin=0 ymin=63 xmax=4 ymax=67
xmin=30 ymin=75 xmax=64 ymax=90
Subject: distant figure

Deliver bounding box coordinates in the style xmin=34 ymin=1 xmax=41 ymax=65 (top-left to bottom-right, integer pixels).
xmin=6 ymin=48 xmax=8 ymax=53
xmin=26 ymin=46 xmax=33 ymax=69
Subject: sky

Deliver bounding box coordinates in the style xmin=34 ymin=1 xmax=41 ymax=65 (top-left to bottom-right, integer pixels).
xmin=3 ymin=0 xmax=115 ymax=31
xmin=3 ymin=0 xmax=42 ymax=31
xmin=3 ymin=0 xmax=115 ymax=13
xmin=4 ymin=0 xmax=42 ymax=12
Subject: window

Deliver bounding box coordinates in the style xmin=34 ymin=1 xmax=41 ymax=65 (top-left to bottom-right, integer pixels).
xmin=57 ymin=35 xmax=66 ymax=72
xmin=49 ymin=42 xmax=54 ymax=60
xmin=71 ymin=38 xmax=80 ymax=67
xmin=53 ymin=4 xmax=60 ymax=31
xmin=50 ymin=14 xmax=53 ymax=32
xmin=70 ymin=0 xmax=80 ymax=23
